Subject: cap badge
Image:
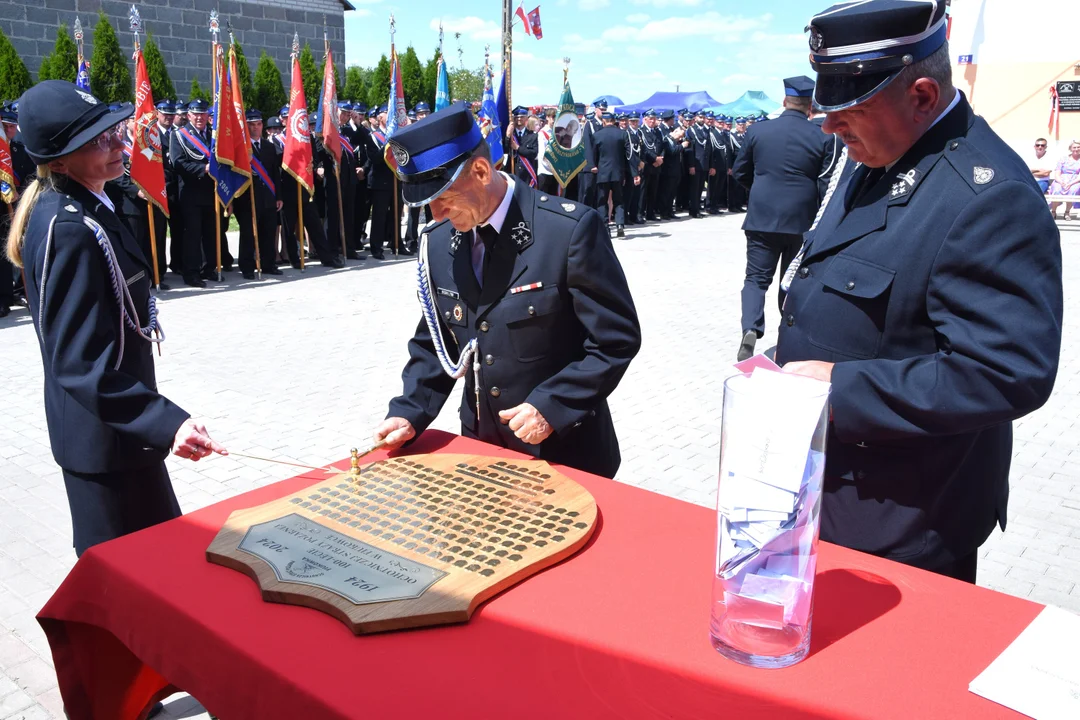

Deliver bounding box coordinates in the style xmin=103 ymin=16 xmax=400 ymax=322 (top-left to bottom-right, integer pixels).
xmin=76 ymin=89 xmax=98 ymax=106
xmin=510 ymin=221 xmax=531 ymax=248
xmin=561 ymin=202 xmax=576 ymax=212
xmin=389 ymin=141 xmax=410 ymax=168
xmin=808 ymin=25 xmax=825 ymax=53
xmin=973 ymin=166 xmax=994 ymax=185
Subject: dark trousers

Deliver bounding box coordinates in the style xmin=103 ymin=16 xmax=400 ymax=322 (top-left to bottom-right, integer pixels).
xmin=166 ymin=190 xmax=184 ymax=273
xmin=354 ymin=184 xmax=371 ymax=243
xmin=644 ymin=168 xmax=660 ymax=219
xmin=624 ymin=178 xmax=643 ymax=223
xmin=687 ymin=168 xmax=705 ymax=217
xmin=369 ymin=188 xmax=397 ymax=256
xmin=537 ymin=174 xmax=559 ymax=196
xmin=728 ymin=172 xmax=748 ymax=211
xmin=132 ymin=204 xmax=168 ymax=282
xmin=565 ymin=175 xmax=580 ymax=203
xmin=62 ymin=461 xmax=181 ymax=557
xmin=707 ymin=170 xmax=727 ymax=212
xmin=325 ymin=178 xmax=355 ymax=256
xmin=595 ymin=181 xmax=625 ymax=226
xmin=235 ymin=193 xmax=279 ymax=273
xmin=741 ymin=231 xmax=803 ymax=336
xmin=283 ymin=189 xmax=338 ymax=265
xmin=405 ymin=205 xmax=430 ymax=245
xmin=186 ymin=202 xmax=233 ymax=277
xmin=658 ymin=172 xmax=679 ymax=217
xmin=578 ymin=172 xmax=597 ymax=207
xmin=676 ymin=171 xmax=689 ymax=211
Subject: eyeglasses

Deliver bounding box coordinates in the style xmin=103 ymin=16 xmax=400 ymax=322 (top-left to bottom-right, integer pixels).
xmin=88 ymin=128 xmax=122 ymax=152
xmin=1035 ymin=143 xmax=1047 ymax=148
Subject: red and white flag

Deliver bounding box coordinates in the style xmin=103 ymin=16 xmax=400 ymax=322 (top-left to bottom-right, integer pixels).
xmin=528 ymin=7 xmax=543 ymax=39
xmin=130 ymin=44 xmax=169 ymax=216
xmin=282 ymin=55 xmax=313 ymax=193
xmin=515 ymin=3 xmax=530 ymax=35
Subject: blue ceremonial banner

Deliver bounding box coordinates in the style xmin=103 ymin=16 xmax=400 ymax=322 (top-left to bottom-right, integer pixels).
xmin=386 ymin=47 xmax=407 ymax=138
xmin=495 ymin=67 xmax=509 ymax=139
xmin=478 ymin=65 xmax=505 ymax=167
xmin=209 ymin=49 xmax=250 ymax=208
xmin=435 ymin=56 xmax=450 ymax=113
xmin=76 ymin=60 xmax=90 ymax=91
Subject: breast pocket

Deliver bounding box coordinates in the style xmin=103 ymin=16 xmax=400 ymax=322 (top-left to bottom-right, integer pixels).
xmin=808 ymin=255 xmax=895 ymax=360
xmin=505 ymin=286 xmax=562 ymax=362
xmin=436 ymin=292 xmax=468 ymax=328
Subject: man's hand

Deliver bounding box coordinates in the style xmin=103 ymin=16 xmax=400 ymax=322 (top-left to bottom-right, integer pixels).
xmin=591 ymin=167 xmax=598 ymax=173
xmin=172 ymin=419 xmax=228 ymax=462
xmin=316 ymin=167 xmax=325 ymax=179
xmin=275 ymin=200 xmax=283 ymax=211
xmin=727 ymin=168 xmax=733 ymax=176
xmin=373 ymin=417 xmax=415 ymax=450
xmin=633 ymin=175 xmax=641 ymax=186
xmin=709 ymin=168 xmax=717 ymax=177
xmin=137 ymin=189 xmax=147 ymax=200
xmin=498 ymin=403 xmax=552 ymax=445
xmin=356 ymin=167 xmax=366 ymax=180
xmin=654 ymin=157 xmax=663 ymax=167
xmin=782 ymin=361 xmax=834 ymax=383
xmin=205 ymin=163 xmax=211 ymax=174
xmin=688 ymin=167 xmax=696 ymax=176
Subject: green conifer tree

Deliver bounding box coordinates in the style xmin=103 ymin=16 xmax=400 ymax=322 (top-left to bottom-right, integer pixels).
xmin=38 ymin=23 xmax=78 ymax=83
xmin=0 ymin=26 xmax=34 ymax=102
xmin=252 ymin=50 xmax=287 ymax=119
xmin=89 ymin=11 xmax=132 ymax=103
xmin=367 ymin=54 xmax=390 ymax=110
xmin=298 ymin=43 xmax=320 ymax=110
xmin=421 ymin=48 xmax=441 ymax=110
xmin=188 ymin=77 xmax=209 ymax=103
xmin=343 ymin=66 xmax=367 ymax=105
xmin=232 ymin=42 xmax=255 ymax=108
xmin=143 ymin=32 xmax=176 ymax=101
xmin=400 ymin=46 xmax=424 ymax=111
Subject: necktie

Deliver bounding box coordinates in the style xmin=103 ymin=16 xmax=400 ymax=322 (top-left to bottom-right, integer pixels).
xmin=853 ymin=166 xmax=884 ymax=205
xmin=254 ymin=140 xmax=260 ymax=153
xmin=473 ymin=225 xmax=498 ymax=286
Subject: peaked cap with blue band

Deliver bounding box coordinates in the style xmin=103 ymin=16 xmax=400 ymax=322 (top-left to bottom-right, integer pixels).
xmin=783 ymin=75 xmax=816 ymax=97
xmin=807 ymin=0 xmax=949 ymax=112
xmin=387 ymin=100 xmax=486 ymax=208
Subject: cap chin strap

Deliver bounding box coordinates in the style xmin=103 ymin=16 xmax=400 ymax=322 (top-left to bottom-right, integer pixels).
xmin=417 ymin=225 xmax=481 ymax=419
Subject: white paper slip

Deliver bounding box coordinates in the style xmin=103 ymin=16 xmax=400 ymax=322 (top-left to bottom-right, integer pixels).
xmin=717 ymin=471 xmax=798 ymax=515
xmin=969 ymin=605 xmax=1080 ymax=720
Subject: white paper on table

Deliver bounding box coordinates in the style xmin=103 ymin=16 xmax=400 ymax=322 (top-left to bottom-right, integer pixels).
xmin=724 ymin=590 xmax=786 ymax=630
xmin=718 ymin=471 xmax=799 ymax=515
xmin=968 ymin=606 xmax=1080 ymax=720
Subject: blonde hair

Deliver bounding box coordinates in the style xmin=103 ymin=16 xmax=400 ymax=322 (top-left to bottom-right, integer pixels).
xmin=526 ymin=116 xmax=538 ymax=132
xmin=5 ymin=166 xmax=55 ymax=268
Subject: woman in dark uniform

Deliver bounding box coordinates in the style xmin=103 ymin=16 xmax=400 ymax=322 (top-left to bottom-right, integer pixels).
xmin=4 ymin=81 xmax=227 ymax=557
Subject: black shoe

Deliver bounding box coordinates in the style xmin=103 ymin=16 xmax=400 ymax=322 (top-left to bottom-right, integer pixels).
xmin=346 ymin=251 xmax=361 ymax=260
xmin=371 ymin=253 xmax=386 ymax=260
xmin=616 ymin=226 xmax=625 ymax=237
xmin=222 ymin=263 xmax=234 ymax=272
xmin=399 ymin=246 xmax=415 ymax=256
xmin=737 ymin=330 xmax=757 ymax=362
xmin=200 ymin=270 xmax=218 ymax=281
xmin=323 ymin=257 xmax=346 ymax=269
xmin=242 ymin=270 xmax=256 ymax=280
xmin=184 ymin=276 xmax=207 ymax=289
xmin=156 ymin=282 xmax=172 ymax=291
xmin=290 ymin=261 xmax=302 ymax=269
xmin=645 ymin=214 xmax=659 ymax=222
xmin=0 ymin=306 xmax=9 ymax=318
xmin=265 ymin=267 xmax=284 ymax=275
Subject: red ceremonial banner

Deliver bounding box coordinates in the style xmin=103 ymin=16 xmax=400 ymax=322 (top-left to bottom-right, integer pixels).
xmin=130 ymin=47 xmax=169 ymax=217
xmin=320 ymin=47 xmax=341 ymax=168
xmin=227 ymin=46 xmax=252 ymax=178
xmin=0 ymin=133 xmax=15 ymax=204
xmin=283 ymin=56 xmax=313 ymax=193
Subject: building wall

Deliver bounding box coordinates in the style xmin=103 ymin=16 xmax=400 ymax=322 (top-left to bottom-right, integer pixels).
xmin=0 ymin=0 xmax=347 ymax=97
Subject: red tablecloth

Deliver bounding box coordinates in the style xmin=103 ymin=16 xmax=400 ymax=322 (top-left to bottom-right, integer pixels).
xmin=39 ymin=431 xmax=1040 ymax=720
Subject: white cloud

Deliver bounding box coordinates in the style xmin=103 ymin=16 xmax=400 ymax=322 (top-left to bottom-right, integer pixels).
xmin=349 ymin=9 xmax=371 ymax=17
xmin=629 ymin=0 xmax=705 ymax=7
xmin=431 ymin=17 xmax=501 ymax=41
xmin=600 ymin=12 xmax=770 ymax=43
xmin=626 ymin=13 xmax=650 ymax=23
xmin=579 ymin=0 xmax=611 ymax=9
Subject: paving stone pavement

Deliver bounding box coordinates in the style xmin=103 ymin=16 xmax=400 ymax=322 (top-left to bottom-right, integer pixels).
xmin=0 ymin=214 xmax=1077 ymax=719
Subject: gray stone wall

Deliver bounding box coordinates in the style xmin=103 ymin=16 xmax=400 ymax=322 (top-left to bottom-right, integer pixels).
xmin=0 ymin=0 xmax=347 ymax=97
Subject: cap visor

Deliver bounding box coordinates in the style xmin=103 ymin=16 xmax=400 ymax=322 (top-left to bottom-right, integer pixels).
xmin=399 ymin=159 xmax=469 ymax=208
xmin=28 ymin=104 xmax=135 ymax=164
xmin=813 ymin=71 xmax=899 ymax=113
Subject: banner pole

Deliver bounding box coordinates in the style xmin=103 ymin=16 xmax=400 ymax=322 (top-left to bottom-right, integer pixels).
xmin=250 ymin=190 xmax=262 ymax=279
xmin=298 ymin=183 xmax=306 ymax=272
xmin=210 ymin=13 xmax=222 ymax=282
xmin=146 ymin=203 xmax=161 ymax=288
xmin=335 ymin=164 xmax=347 ymax=259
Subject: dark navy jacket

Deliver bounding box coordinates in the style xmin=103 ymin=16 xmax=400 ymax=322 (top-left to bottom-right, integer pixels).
xmin=22 ymin=180 xmax=189 ymax=474
xmin=776 ymin=95 xmax=1063 ymax=570
xmin=732 ymin=109 xmax=826 ymax=235
xmin=591 ymin=126 xmax=636 ymax=185
xmin=389 ymin=180 xmax=641 ymax=478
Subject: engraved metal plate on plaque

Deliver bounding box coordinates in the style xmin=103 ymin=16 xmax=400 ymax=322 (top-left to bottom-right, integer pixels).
xmin=237 ymin=513 xmax=448 ymax=604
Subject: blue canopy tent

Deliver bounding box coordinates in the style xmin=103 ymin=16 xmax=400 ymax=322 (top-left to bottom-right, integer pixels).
xmin=591 ymin=95 xmax=624 ymax=107
xmin=709 ymin=91 xmax=780 ymax=118
xmin=614 ymin=90 xmax=723 ymax=114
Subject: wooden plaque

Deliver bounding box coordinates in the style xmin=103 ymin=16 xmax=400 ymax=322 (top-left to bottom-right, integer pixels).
xmin=207 ymin=453 xmax=598 ymax=634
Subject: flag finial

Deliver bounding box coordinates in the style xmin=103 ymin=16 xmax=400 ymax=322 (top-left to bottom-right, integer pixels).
xmin=129 ymin=6 xmax=141 ymax=34
xmin=292 ymin=32 xmax=300 ymax=58
xmin=209 ymin=9 xmax=220 ymax=39
xmin=74 ymin=17 xmax=83 ymax=41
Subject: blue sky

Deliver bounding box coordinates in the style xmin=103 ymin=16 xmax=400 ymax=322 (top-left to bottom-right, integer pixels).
xmin=343 ymin=0 xmax=826 ymax=107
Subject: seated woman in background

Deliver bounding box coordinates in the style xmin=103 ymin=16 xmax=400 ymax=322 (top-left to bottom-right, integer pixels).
xmin=1048 ymin=140 xmax=1080 ymax=220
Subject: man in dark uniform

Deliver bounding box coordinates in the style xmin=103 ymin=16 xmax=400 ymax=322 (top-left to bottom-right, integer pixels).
xmin=726 ymin=117 xmax=749 ymax=212
xmin=278 ymin=131 xmax=345 ymax=269
xmin=509 ymin=105 xmax=539 ymax=188
xmin=640 ymin=109 xmax=663 ymax=222
xmin=346 ymin=103 xmax=372 ymax=255
xmin=373 ymin=102 xmax=641 ymax=479
xmin=577 ymin=100 xmax=605 ymax=207
xmin=317 ymin=104 xmax=357 ymax=261
xmin=731 ymin=76 xmax=825 ymax=361
xmin=364 ymin=105 xmax=395 ymax=259
xmin=169 ymin=100 xmax=220 ymax=287
xmin=153 ymin=100 xmax=184 ymax=279
xmin=404 ymin=102 xmax=432 ymax=253
xmin=591 ymin=111 xmax=637 ymax=238
xmin=684 ymin=110 xmax=711 ymax=218
xmin=624 ymin=112 xmax=650 ymax=225
xmin=657 ymin=109 xmax=684 ymax=219
xmin=778 ymin=0 xmax=1063 ymax=582
xmin=233 ymin=110 xmax=282 ymax=278
xmin=266 ymin=114 xmax=292 ymax=266
xmin=706 ymin=113 xmax=729 ymax=214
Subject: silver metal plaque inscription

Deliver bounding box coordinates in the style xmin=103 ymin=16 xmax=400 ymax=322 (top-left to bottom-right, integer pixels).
xmin=237 ymin=513 xmax=448 ymax=605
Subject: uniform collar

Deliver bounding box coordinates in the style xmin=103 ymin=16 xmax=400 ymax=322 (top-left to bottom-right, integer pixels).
xmin=479 ymin=172 xmax=516 ymax=235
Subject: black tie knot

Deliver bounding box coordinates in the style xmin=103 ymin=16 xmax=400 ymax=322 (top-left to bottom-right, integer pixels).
xmin=478 ymin=224 xmax=498 ymax=252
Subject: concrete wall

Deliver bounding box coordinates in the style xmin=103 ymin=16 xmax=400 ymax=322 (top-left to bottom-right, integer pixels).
xmin=0 ymin=0 xmax=347 ymax=96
